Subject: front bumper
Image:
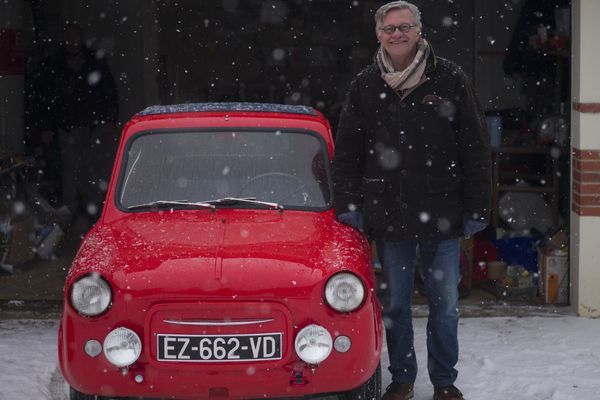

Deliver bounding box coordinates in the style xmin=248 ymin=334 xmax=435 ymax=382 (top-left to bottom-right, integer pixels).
xmin=59 ymin=299 xmax=382 ymax=399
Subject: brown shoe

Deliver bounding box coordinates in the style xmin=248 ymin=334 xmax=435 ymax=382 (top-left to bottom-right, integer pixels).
xmin=382 ymin=382 xmax=414 ymax=400
xmin=433 ymin=385 xmax=464 ymax=400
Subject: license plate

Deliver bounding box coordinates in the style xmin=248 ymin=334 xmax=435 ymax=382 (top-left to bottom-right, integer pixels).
xmin=157 ymin=333 xmax=282 ymax=362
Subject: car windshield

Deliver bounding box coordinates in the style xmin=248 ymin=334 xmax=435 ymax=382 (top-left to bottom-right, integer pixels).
xmin=117 ymin=129 xmax=332 ymax=210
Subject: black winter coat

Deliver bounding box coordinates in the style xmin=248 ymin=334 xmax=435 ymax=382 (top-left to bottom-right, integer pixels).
xmin=332 ymin=54 xmax=491 ymax=241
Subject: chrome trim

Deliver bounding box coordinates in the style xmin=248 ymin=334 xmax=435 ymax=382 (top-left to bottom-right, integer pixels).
xmin=163 ymin=318 xmax=274 ymax=326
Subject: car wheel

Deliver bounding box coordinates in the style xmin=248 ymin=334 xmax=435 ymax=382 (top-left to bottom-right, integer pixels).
xmin=69 ymin=387 xmax=101 ymax=400
xmin=339 ymin=362 xmax=381 ymax=400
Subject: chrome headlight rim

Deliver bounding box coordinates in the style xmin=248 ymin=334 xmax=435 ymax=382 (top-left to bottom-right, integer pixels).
xmin=69 ymin=273 xmax=113 ymax=317
xmin=103 ymin=327 xmax=142 ymax=367
xmin=324 ymin=271 xmax=366 ymax=313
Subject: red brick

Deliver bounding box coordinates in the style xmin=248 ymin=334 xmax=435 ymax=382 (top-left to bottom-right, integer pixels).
xmin=577 ymin=195 xmax=600 ymax=206
xmin=573 ymin=159 xmax=600 ymax=172
xmin=572 ymin=148 xmax=600 ymax=160
xmin=579 ymin=161 xmax=600 ymax=172
xmin=578 ymin=207 xmax=600 ymax=216
xmin=573 ymin=102 xmax=600 ymax=113
xmin=575 ymin=171 xmax=600 ymax=183
xmin=574 ymin=182 xmax=600 ymax=195
xmin=571 ymin=203 xmax=600 ymax=216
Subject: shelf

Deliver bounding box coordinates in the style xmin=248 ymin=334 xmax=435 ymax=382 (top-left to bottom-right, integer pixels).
xmin=497 ymin=185 xmax=555 ymax=193
xmin=491 ymin=147 xmax=560 ymax=228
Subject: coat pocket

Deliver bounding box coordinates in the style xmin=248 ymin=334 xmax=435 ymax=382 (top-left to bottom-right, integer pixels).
xmin=361 ymin=177 xmax=393 ymax=231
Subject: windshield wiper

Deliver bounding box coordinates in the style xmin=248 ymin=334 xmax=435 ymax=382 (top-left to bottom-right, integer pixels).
xmin=204 ymin=197 xmax=284 ymax=211
xmin=127 ymin=200 xmax=216 ymax=211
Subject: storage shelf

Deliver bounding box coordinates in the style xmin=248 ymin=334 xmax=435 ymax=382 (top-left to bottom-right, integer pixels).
xmin=491 ymin=147 xmax=560 ymax=228
xmin=497 ymin=185 xmax=555 ymax=193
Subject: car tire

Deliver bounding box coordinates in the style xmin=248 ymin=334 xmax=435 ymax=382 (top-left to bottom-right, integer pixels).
xmin=339 ymin=362 xmax=381 ymax=400
xmin=69 ymin=387 xmax=101 ymax=400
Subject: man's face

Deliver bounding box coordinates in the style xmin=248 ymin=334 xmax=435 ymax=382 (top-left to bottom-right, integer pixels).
xmin=376 ymin=8 xmax=421 ymax=64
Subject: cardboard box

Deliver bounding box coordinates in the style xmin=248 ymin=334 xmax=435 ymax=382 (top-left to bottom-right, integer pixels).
xmin=548 ymin=230 xmax=568 ymax=250
xmin=4 ymin=216 xmax=35 ymax=267
xmin=537 ymin=246 xmax=569 ymax=304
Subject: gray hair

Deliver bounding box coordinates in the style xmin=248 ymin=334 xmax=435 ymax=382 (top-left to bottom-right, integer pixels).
xmin=374 ymin=1 xmax=422 ymax=31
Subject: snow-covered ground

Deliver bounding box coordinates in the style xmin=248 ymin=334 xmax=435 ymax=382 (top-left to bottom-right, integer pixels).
xmin=1 ymin=314 xmax=599 ymax=400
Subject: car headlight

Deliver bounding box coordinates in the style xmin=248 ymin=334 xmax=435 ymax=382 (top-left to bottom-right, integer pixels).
xmin=103 ymin=327 xmax=142 ymax=367
xmin=70 ymin=274 xmax=112 ymax=316
xmin=294 ymin=324 xmax=332 ymax=364
xmin=324 ymin=272 xmax=365 ymax=312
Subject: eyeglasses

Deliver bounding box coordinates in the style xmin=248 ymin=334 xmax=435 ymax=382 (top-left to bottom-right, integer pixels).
xmin=379 ymin=23 xmax=417 ymax=35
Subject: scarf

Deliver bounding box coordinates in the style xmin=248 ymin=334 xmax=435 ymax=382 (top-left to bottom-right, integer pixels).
xmin=375 ymin=38 xmax=430 ymax=92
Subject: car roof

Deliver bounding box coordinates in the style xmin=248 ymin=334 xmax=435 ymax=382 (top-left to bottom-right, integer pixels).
xmin=126 ymin=102 xmax=334 ymax=157
xmin=137 ymin=102 xmax=318 ymax=117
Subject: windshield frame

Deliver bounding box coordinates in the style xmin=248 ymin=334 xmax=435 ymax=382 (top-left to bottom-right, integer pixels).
xmin=114 ymin=127 xmax=334 ymax=213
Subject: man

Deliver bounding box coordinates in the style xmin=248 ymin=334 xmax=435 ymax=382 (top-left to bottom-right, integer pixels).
xmin=37 ymin=23 xmax=118 ymax=223
xmin=332 ymin=2 xmax=491 ymax=400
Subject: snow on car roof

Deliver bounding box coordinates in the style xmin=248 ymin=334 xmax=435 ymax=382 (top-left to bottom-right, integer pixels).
xmin=137 ymin=103 xmax=318 ymax=117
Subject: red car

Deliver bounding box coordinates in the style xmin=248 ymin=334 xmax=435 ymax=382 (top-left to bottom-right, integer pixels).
xmin=59 ymin=103 xmax=383 ymax=400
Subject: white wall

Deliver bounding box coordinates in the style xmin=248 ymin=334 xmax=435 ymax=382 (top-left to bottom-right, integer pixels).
xmin=570 ymin=0 xmax=600 ymax=318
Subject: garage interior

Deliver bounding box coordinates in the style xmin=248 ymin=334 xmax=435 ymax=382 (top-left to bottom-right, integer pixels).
xmin=0 ymin=0 xmax=571 ymax=309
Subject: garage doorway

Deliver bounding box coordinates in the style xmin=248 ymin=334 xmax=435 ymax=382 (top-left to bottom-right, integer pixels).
xmin=0 ymin=0 xmax=571 ymax=309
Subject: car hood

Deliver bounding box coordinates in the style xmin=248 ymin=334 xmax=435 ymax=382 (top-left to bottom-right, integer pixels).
xmin=68 ymin=210 xmax=369 ymax=300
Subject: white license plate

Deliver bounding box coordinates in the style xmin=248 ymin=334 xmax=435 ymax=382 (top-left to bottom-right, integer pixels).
xmin=157 ymin=333 xmax=282 ymax=362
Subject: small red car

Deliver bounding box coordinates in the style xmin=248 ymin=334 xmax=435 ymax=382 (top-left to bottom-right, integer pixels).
xmin=59 ymin=103 xmax=383 ymax=400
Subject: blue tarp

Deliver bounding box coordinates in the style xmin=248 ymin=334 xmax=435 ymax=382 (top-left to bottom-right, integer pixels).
xmin=492 ymin=237 xmax=539 ymax=272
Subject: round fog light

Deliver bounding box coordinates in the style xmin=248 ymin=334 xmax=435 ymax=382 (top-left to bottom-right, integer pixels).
xmin=294 ymin=324 xmax=332 ymax=364
xmin=84 ymin=340 xmax=102 ymax=357
xmin=103 ymin=327 xmax=142 ymax=367
xmin=334 ymin=335 xmax=351 ymax=353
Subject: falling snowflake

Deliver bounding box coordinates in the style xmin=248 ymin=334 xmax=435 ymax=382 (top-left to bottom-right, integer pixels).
xmin=272 ymin=48 xmax=285 ymax=61
xmin=87 ymin=71 xmax=102 ymax=85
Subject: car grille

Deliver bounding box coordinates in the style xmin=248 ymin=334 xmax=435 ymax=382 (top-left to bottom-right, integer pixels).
xmin=146 ymin=301 xmax=291 ymax=364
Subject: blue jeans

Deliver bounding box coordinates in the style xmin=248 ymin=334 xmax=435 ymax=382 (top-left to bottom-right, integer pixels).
xmin=377 ymin=239 xmax=460 ymax=387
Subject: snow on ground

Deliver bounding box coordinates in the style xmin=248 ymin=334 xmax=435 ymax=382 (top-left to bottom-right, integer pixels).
xmin=1 ymin=315 xmax=599 ymax=400
xmin=0 ymin=320 xmax=63 ymax=400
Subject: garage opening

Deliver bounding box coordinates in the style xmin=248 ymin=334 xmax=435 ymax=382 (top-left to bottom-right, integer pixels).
xmin=0 ymin=0 xmax=571 ymax=309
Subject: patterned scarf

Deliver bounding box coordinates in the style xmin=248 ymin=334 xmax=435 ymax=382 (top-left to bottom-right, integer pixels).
xmin=375 ymin=38 xmax=430 ymax=92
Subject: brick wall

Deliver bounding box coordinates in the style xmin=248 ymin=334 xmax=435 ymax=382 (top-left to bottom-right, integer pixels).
xmin=572 ymin=148 xmax=600 ymax=216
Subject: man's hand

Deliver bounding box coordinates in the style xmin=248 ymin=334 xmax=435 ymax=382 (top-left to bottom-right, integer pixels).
xmin=338 ymin=211 xmax=364 ymax=231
